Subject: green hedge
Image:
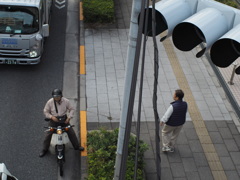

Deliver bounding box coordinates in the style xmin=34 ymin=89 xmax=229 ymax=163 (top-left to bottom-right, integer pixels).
xmin=87 ymin=128 xmax=149 ymax=180
xmin=215 ymin=0 xmax=238 ymax=8
xmin=83 ymin=0 xmax=115 ymax=23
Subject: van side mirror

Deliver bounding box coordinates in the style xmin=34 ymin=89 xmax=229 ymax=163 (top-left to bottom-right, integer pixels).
xmin=42 ymin=24 xmax=49 ymax=37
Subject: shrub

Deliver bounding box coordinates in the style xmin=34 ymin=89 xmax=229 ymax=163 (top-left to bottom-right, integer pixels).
xmin=215 ymin=0 xmax=238 ymax=8
xmin=87 ymin=128 xmax=149 ymax=180
xmin=83 ymin=0 xmax=115 ymax=23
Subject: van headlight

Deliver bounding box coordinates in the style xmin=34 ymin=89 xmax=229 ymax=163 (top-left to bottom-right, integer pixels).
xmin=29 ymin=50 xmax=38 ymax=57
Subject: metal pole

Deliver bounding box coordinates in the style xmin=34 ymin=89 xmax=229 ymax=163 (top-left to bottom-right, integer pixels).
xmin=113 ymin=0 xmax=142 ymax=179
xmin=228 ymin=62 xmax=238 ymax=85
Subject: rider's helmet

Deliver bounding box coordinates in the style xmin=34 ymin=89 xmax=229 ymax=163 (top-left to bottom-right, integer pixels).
xmin=52 ymin=89 xmax=62 ymax=98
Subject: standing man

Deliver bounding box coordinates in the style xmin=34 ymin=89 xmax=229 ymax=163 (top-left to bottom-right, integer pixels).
xmin=39 ymin=89 xmax=84 ymax=157
xmin=160 ymin=89 xmax=188 ymax=152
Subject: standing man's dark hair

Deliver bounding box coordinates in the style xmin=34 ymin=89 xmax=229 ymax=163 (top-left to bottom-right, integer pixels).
xmin=175 ymin=89 xmax=184 ymax=100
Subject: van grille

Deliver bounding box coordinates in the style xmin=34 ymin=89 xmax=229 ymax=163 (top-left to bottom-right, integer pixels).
xmin=0 ymin=48 xmax=30 ymax=58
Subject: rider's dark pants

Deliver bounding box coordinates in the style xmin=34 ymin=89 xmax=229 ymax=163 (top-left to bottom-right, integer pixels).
xmin=42 ymin=121 xmax=79 ymax=151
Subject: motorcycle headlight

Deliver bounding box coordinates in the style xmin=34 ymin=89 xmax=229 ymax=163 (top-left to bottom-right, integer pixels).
xmin=57 ymin=129 xmax=62 ymax=135
xmin=29 ymin=50 xmax=38 ymax=57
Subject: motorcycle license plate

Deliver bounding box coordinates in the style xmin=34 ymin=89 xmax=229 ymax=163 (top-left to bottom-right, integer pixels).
xmin=5 ymin=59 xmax=17 ymax=65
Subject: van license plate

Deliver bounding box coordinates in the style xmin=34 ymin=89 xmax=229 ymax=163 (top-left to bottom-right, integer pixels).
xmin=5 ymin=59 xmax=17 ymax=64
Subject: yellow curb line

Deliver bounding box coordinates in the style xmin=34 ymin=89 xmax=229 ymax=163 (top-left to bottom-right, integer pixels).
xmin=79 ymin=1 xmax=87 ymax=157
xmin=80 ymin=45 xmax=86 ymax=75
xmin=80 ymin=111 xmax=87 ymax=156
xmin=80 ymin=2 xmax=84 ymax=21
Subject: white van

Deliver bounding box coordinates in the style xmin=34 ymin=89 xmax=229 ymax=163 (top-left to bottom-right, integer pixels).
xmin=0 ymin=0 xmax=52 ymax=65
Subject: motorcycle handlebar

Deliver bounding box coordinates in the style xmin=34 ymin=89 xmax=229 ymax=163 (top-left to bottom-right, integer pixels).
xmin=44 ymin=118 xmax=69 ymax=124
xmin=45 ymin=118 xmax=51 ymax=122
xmin=44 ymin=125 xmax=74 ymax=129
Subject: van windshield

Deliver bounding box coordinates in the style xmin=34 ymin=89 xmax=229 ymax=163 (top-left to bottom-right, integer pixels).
xmin=0 ymin=6 xmax=39 ymax=34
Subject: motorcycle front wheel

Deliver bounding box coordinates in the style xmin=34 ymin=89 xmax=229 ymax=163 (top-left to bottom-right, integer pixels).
xmin=59 ymin=160 xmax=63 ymax=176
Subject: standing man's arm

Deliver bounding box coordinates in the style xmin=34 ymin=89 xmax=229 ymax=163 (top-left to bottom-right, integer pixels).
xmin=160 ymin=105 xmax=173 ymax=126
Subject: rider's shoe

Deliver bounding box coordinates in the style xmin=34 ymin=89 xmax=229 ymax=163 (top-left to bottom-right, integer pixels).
xmin=39 ymin=150 xmax=48 ymax=157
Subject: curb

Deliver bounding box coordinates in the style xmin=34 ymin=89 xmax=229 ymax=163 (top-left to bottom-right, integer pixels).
xmin=79 ymin=0 xmax=88 ymax=179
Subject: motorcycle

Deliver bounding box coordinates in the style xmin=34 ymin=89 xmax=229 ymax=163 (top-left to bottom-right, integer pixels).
xmin=44 ymin=118 xmax=73 ymax=176
xmin=0 ymin=163 xmax=18 ymax=180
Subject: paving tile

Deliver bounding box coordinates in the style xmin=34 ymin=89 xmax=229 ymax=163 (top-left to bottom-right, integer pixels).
xmin=110 ymin=122 xmax=119 ymax=129
xmin=87 ymin=122 xmax=99 ymax=130
xmin=197 ymin=100 xmax=209 ymax=111
xmin=209 ymin=107 xmax=223 ymax=118
xmin=233 ymin=135 xmax=240 ymax=148
xmin=170 ymin=163 xmax=186 ymax=178
xmin=218 ymin=104 xmax=229 ymax=114
xmin=209 ymin=132 xmax=224 ymax=144
xmin=178 ymin=144 xmax=193 ymax=158
xmin=144 ymin=159 xmax=157 ymax=173
xmin=160 ymin=167 xmax=173 ymax=180
xmin=98 ymin=122 xmax=112 ymax=129
xmin=219 ymin=128 xmax=233 ymax=139
xmin=236 ymin=166 xmax=240 ymax=177
xmin=200 ymin=110 xmax=214 ymax=120
xmin=146 ymin=122 xmax=156 ymax=130
xmin=182 ymin=158 xmax=197 ymax=172
xmin=205 ymin=121 xmax=218 ymax=132
xmin=183 ymin=121 xmax=194 ymax=129
xmin=139 ymin=122 xmax=150 ymax=134
xmin=186 ymin=171 xmax=201 ymax=180
xmin=215 ymin=121 xmax=228 ymax=128
xmin=146 ymin=173 xmax=159 ymax=180
xmin=161 ymin=154 xmax=170 ymax=168
xmin=214 ymin=144 xmax=230 ymax=157
xmin=167 ymin=148 xmax=182 ymax=163
xmin=198 ymin=167 xmax=214 ymax=180
xmin=223 ymin=139 xmax=239 ymax=152
xmin=97 ymin=94 xmax=108 ymax=104
xmin=185 ymin=128 xmax=199 ymax=140
xmin=140 ymin=133 xmax=151 ymax=145
xmin=189 ymin=140 xmax=204 ymax=153
xmin=225 ymin=171 xmax=240 ymax=180
xmin=193 ymin=153 xmax=209 ymax=167
xmin=205 ymin=97 xmax=218 ymax=107
xmin=220 ymin=157 xmax=236 ymax=171
xmin=227 ymin=122 xmax=239 ymax=135
xmin=176 ymin=131 xmax=189 ymax=145
xmin=230 ymin=152 xmax=240 ymax=166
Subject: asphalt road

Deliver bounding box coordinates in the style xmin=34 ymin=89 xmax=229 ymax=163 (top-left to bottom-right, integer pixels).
xmin=0 ymin=3 xmax=69 ymax=180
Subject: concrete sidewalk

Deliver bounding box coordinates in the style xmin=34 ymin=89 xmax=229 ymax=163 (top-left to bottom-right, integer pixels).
xmin=80 ymin=0 xmax=240 ymax=179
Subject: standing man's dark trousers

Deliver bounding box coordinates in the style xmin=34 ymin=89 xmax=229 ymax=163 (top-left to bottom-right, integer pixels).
xmin=42 ymin=121 xmax=79 ymax=151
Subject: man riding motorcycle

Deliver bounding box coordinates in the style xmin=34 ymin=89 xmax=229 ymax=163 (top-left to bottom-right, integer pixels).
xmin=39 ymin=89 xmax=84 ymax=157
